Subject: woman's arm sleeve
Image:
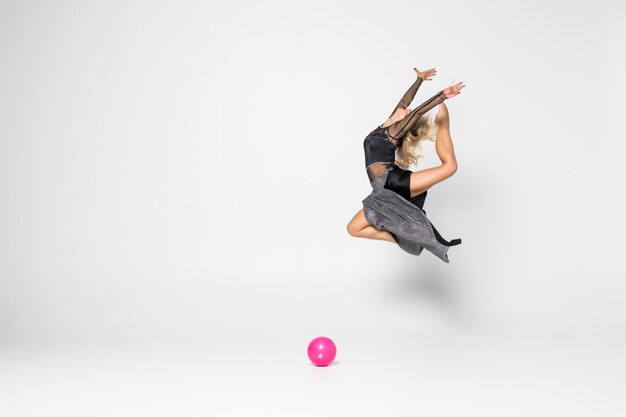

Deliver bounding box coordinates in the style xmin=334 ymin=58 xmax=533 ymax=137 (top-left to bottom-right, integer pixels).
xmin=385 ymin=77 xmax=424 ymax=119
xmin=386 ymin=90 xmax=447 ymax=140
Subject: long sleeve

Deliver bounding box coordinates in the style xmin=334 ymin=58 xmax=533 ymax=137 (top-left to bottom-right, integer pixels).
xmin=386 ymin=90 xmax=447 ymax=141
xmin=386 ymin=76 xmax=424 ymax=119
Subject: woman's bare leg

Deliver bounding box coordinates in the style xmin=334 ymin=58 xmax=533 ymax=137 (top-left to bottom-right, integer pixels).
xmin=346 ymin=209 xmax=397 ymax=243
xmin=433 ymin=103 xmax=457 ymax=166
xmin=408 ymin=103 xmax=458 ymax=198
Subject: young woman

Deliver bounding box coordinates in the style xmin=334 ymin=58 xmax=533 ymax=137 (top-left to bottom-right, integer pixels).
xmin=346 ymin=67 xmax=465 ymax=262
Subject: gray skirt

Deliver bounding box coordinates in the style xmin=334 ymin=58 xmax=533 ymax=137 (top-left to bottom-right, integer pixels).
xmin=362 ymin=170 xmax=461 ymax=263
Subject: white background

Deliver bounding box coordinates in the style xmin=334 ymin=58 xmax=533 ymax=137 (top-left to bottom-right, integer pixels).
xmin=1 ymin=0 xmax=625 ymax=415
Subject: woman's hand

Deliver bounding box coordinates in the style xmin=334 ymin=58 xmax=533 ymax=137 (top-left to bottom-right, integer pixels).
xmin=414 ymin=67 xmax=436 ymax=81
xmin=443 ymin=81 xmax=466 ymax=98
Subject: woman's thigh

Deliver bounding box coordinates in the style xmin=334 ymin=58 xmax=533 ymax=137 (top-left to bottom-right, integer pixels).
xmin=385 ymin=165 xmax=428 ymax=205
xmin=409 ymin=165 xmax=455 ymax=197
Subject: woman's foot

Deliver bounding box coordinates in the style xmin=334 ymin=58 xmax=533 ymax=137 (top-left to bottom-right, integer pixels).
xmin=434 ymin=103 xmax=449 ymax=126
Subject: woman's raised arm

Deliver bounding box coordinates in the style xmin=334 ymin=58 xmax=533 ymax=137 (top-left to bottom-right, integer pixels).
xmin=385 ymin=68 xmax=436 ymax=119
xmin=386 ymin=81 xmax=465 ymax=141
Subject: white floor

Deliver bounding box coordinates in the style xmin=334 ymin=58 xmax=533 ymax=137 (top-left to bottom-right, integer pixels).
xmin=1 ymin=333 xmax=625 ymax=417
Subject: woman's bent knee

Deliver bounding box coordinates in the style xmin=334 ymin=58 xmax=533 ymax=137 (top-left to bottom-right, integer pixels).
xmin=446 ymin=161 xmax=458 ymax=176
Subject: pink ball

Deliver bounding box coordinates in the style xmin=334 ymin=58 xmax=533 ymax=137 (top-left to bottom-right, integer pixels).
xmin=307 ymin=336 xmax=337 ymax=366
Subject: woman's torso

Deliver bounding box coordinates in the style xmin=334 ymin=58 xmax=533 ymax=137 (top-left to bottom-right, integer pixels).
xmin=363 ymin=125 xmax=399 ymax=183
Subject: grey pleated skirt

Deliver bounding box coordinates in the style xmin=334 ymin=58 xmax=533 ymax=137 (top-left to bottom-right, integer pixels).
xmin=362 ymin=169 xmax=461 ymax=263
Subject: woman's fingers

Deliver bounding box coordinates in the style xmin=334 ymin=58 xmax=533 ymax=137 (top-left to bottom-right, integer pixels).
xmin=414 ymin=67 xmax=440 ymax=81
xmin=415 ymin=67 xmax=436 ymax=73
xmin=452 ymin=82 xmax=465 ymax=93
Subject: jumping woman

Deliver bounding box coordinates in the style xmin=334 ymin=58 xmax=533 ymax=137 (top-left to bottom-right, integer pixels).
xmin=346 ymin=67 xmax=465 ymax=263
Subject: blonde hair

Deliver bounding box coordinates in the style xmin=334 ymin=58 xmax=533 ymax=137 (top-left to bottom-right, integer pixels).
xmin=395 ymin=113 xmax=438 ymax=170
